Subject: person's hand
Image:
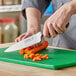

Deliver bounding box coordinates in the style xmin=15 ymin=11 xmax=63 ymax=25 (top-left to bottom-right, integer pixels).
xmin=43 ymin=2 xmax=73 ymax=38
xmin=15 ymin=31 xmax=45 ymax=48
xmin=16 ymin=8 xmax=45 ymax=48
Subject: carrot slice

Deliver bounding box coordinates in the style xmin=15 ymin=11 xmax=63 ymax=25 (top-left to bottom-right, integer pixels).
xmin=25 ymin=41 xmax=48 ymax=54
xmin=20 ymin=40 xmax=49 ymax=61
xmin=43 ymin=54 xmax=49 ymax=59
xmin=24 ymin=54 xmax=30 ymax=59
xmin=24 ymin=48 xmax=30 ymax=54
xmin=35 ymin=54 xmax=40 ymax=57
xmin=20 ymin=49 xmax=25 ymax=55
xmin=29 ymin=53 xmax=35 ymax=59
xmin=24 ymin=53 xmax=49 ymax=61
xmin=33 ymin=57 xmax=41 ymax=61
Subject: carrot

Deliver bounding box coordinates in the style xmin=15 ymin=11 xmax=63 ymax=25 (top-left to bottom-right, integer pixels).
xmin=33 ymin=57 xmax=41 ymax=61
xmin=45 ymin=56 xmax=49 ymax=59
xmin=43 ymin=54 xmax=49 ymax=59
xmin=20 ymin=40 xmax=49 ymax=61
xmin=24 ymin=53 xmax=49 ymax=61
xmin=24 ymin=48 xmax=31 ymax=54
xmin=25 ymin=41 xmax=48 ymax=54
xmin=39 ymin=54 xmax=43 ymax=57
xmin=41 ymin=56 xmax=44 ymax=60
xmin=20 ymin=47 xmax=31 ymax=55
xmin=35 ymin=54 xmax=40 ymax=57
xmin=24 ymin=54 xmax=30 ymax=59
xmin=20 ymin=49 xmax=25 ymax=55
xmin=29 ymin=53 xmax=35 ymax=59
xmin=26 ymin=47 xmax=31 ymax=50
xmin=36 ymin=54 xmax=43 ymax=59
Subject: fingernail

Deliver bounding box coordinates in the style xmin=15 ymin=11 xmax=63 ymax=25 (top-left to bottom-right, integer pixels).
xmin=16 ymin=39 xmax=19 ymax=42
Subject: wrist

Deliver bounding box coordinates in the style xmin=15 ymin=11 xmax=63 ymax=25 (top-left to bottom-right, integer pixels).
xmin=26 ymin=8 xmax=41 ymax=34
xmin=27 ymin=18 xmax=41 ymax=34
xmin=68 ymin=1 xmax=76 ymax=14
xmin=27 ymin=25 xmax=41 ymax=33
xmin=27 ymin=22 xmax=41 ymax=34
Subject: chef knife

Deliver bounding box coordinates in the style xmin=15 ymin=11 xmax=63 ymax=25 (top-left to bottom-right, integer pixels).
xmin=5 ymin=32 xmax=43 ymax=52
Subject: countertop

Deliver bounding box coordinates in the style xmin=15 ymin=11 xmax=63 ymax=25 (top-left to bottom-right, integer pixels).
xmin=0 ymin=43 xmax=76 ymax=76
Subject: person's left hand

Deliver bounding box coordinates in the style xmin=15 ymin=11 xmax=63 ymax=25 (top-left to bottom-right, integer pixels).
xmin=43 ymin=2 xmax=73 ymax=38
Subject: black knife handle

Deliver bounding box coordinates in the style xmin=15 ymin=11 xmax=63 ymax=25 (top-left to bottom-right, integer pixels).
xmin=66 ymin=23 xmax=69 ymax=28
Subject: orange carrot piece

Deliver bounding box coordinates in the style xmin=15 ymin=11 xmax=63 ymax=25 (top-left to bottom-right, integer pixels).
xmin=24 ymin=54 xmax=30 ymax=59
xmin=24 ymin=48 xmax=30 ymax=54
xmin=35 ymin=54 xmax=40 ymax=57
xmin=29 ymin=53 xmax=35 ymax=59
xmin=20 ymin=47 xmax=31 ymax=54
xmin=20 ymin=49 xmax=25 ymax=55
xmin=44 ymin=54 xmax=49 ymax=57
xmin=43 ymin=54 xmax=49 ymax=59
xmin=26 ymin=47 xmax=31 ymax=50
xmin=45 ymin=56 xmax=49 ymax=59
xmin=41 ymin=56 xmax=44 ymax=60
xmin=24 ymin=53 xmax=49 ymax=61
xmin=36 ymin=54 xmax=43 ymax=59
xmin=33 ymin=57 xmax=41 ymax=61
xmin=23 ymin=48 xmax=26 ymax=50
xmin=25 ymin=41 xmax=48 ymax=54
xmin=39 ymin=54 xmax=43 ymax=57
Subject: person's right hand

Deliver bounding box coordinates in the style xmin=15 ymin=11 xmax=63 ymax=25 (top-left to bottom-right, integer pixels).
xmin=43 ymin=2 xmax=73 ymax=38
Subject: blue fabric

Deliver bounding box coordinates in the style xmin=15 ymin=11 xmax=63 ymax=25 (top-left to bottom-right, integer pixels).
xmin=44 ymin=2 xmax=53 ymax=16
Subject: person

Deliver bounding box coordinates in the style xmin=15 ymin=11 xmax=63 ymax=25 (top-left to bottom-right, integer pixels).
xmin=16 ymin=0 xmax=76 ymax=49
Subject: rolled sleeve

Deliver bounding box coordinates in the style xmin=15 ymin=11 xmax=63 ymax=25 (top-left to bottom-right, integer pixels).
xmin=22 ymin=0 xmax=51 ymax=18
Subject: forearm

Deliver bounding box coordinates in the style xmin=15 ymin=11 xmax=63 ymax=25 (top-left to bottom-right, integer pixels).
xmin=69 ymin=0 xmax=76 ymax=14
xmin=26 ymin=8 xmax=41 ymax=33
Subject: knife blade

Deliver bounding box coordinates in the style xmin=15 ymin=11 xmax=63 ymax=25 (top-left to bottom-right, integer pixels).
xmin=5 ymin=32 xmax=42 ymax=52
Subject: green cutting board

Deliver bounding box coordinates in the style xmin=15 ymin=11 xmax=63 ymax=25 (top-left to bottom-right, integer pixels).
xmin=0 ymin=47 xmax=76 ymax=70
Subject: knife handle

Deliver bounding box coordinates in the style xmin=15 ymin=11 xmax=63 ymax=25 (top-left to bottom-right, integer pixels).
xmin=66 ymin=23 xmax=69 ymax=28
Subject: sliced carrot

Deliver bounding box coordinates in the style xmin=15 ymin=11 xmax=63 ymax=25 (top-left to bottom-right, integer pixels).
xmin=39 ymin=54 xmax=43 ymax=57
xmin=24 ymin=48 xmax=30 ymax=54
xmin=44 ymin=54 xmax=49 ymax=57
xmin=41 ymin=56 xmax=44 ymax=60
xmin=43 ymin=54 xmax=49 ymax=59
xmin=24 ymin=54 xmax=30 ymax=59
xmin=23 ymin=48 xmax=27 ymax=50
xmin=19 ymin=47 xmax=31 ymax=54
xmin=25 ymin=41 xmax=48 ymax=54
xmin=33 ymin=57 xmax=41 ymax=61
xmin=29 ymin=53 xmax=35 ymax=59
xmin=24 ymin=53 xmax=49 ymax=61
xmin=35 ymin=54 xmax=40 ymax=57
xmin=45 ymin=56 xmax=49 ymax=59
xmin=20 ymin=40 xmax=49 ymax=61
xmin=20 ymin=49 xmax=25 ymax=55
xmin=26 ymin=47 xmax=31 ymax=50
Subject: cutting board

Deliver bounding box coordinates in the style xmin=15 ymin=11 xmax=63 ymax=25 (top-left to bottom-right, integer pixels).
xmin=0 ymin=47 xmax=76 ymax=70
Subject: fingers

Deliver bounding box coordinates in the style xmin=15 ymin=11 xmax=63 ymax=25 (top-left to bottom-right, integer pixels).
xmin=43 ymin=22 xmax=50 ymax=38
xmin=15 ymin=33 xmax=31 ymax=42
xmin=43 ymin=21 xmax=67 ymax=38
xmin=19 ymin=33 xmax=26 ymax=40
xmin=53 ymin=23 xmax=63 ymax=34
xmin=47 ymin=23 xmax=57 ymax=38
xmin=15 ymin=33 xmax=25 ymax=42
xmin=56 ymin=23 xmax=67 ymax=33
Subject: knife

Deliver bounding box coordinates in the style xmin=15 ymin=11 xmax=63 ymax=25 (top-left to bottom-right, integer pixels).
xmin=5 ymin=32 xmax=43 ymax=52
